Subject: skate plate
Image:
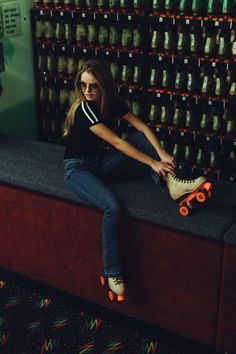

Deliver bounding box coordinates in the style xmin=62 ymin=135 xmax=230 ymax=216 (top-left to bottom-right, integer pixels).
xmin=178 ymin=181 xmax=213 ymax=217
xmin=100 ymin=275 xmax=125 ymax=302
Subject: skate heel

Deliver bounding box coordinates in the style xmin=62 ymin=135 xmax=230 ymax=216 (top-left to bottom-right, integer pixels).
xmin=100 ymin=275 xmax=125 ymax=302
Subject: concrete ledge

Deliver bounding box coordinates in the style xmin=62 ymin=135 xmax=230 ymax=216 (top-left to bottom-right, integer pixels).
xmin=224 ymin=223 xmax=236 ymax=246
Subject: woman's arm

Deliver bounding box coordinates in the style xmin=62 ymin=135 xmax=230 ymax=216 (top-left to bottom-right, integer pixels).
xmin=90 ymin=123 xmax=174 ymax=176
xmin=122 ymin=111 xmax=176 ymax=170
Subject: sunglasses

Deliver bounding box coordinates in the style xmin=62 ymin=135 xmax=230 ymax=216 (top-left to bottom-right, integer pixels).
xmin=79 ymin=81 xmax=99 ymax=92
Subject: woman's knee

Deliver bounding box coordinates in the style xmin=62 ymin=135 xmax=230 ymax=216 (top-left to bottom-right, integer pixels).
xmin=104 ymin=196 xmax=121 ymax=216
xmin=128 ymin=131 xmax=149 ymax=147
xmin=129 ymin=131 xmax=145 ymax=143
xmin=129 ymin=132 xmax=159 ymax=160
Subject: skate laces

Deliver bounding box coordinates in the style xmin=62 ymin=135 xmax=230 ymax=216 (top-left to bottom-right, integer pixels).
xmin=172 ymin=175 xmax=195 ymax=184
xmin=112 ymin=277 xmax=124 ymax=285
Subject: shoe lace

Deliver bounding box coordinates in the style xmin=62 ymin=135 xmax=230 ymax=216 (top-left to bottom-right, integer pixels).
xmin=172 ymin=175 xmax=195 ymax=184
xmin=112 ymin=277 xmax=123 ymax=285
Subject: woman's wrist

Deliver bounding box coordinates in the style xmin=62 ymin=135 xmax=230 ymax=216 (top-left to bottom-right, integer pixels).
xmin=150 ymin=158 xmax=158 ymax=169
xmin=157 ymin=148 xmax=166 ymax=160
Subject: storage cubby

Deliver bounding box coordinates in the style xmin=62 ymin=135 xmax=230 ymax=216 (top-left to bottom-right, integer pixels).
xmin=31 ymin=0 xmax=236 ymax=182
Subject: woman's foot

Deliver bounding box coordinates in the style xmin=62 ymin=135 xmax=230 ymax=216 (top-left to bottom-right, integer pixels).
xmin=108 ymin=276 xmax=125 ymax=296
xmin=100 ymin=275 xmax=125 ymax=302
xmin=165 ymin=173 xmax=206 ymax=200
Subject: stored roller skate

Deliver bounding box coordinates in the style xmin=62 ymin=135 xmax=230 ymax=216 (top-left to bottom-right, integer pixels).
xmin=165 ymin=174 xmax=213 ymax=216
xmin=100 ymin=275 xmax=125 ymax=302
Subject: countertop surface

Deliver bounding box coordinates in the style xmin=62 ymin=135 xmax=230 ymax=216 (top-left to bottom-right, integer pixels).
xmin=1 ymin=134 xmax=236 ymax=244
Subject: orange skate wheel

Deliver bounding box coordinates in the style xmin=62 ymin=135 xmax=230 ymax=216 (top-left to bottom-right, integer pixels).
xmin=180 ymin=205 xmax=189 ymax=217
xmin=108 ymin=291 xmax=115 ymax=301
xmin=100 ymin=275 xmax=105 ymax=286
xmin=117 ymin=295 xmax=125 ymax=302
xmin=196 ymin=191 xmax=206 ymax=203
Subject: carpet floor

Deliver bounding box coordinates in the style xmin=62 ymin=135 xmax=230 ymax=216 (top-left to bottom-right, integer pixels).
xmin=0 ymin=269 xmax=219 ymax=354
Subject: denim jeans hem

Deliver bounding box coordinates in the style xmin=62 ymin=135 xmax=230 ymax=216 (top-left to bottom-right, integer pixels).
xmin=103 ymin=271 xmax=123 ymax=278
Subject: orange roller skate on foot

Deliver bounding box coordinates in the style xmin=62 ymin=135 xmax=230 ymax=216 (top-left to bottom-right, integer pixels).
xmin=165 ymin=174 xmax=213 ymax=216
xmin=100 ymin=275 xmax=125 ymax=302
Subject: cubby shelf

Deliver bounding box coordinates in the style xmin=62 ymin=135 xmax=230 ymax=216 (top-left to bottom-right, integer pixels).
xmin=31 ymin=1 xmax=236 ymax=182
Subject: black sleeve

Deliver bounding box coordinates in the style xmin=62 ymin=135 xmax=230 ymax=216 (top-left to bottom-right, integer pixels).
xmin=75 ymin=101 xmax=102 ymax=129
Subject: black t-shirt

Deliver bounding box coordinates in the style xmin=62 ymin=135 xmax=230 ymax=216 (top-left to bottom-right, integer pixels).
xmin=64 ymin=97 xmax=129 ymax=159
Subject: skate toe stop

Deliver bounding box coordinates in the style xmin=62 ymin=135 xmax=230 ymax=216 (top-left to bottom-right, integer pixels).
xmin=117 ymin=295 xmax=125 ymax=302
xmin=100 ymin=275 xmax=105 ymax=286
xmin=108 ymin=291 xmax=115 ymax=301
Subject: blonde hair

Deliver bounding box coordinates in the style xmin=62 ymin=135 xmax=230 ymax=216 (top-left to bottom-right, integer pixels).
xmin=63 ymin=58 xmax=119 ymax=137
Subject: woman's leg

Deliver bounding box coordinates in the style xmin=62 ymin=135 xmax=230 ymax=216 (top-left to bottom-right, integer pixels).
xmin=100 ymin=132 xmax=161 ymax=185
xmin=64 ymin=164 xmax=122 ymax=277
xmin=127 ymin=131 xmax=160 ymax=160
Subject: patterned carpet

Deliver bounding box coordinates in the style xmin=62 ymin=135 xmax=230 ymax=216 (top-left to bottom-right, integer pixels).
xmin=0 ymin=270 xmax=217 ymax=354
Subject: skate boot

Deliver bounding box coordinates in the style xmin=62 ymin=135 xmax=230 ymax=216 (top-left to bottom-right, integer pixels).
xmin=165 ymin=173 xmax=213 ymax=216
xmin=100 ymin=275 xmax=125 ymax=302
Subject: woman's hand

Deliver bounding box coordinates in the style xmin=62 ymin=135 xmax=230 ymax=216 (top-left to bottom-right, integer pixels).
xmin=150 ymin=160 xmax=175 ymax=177
xmin=159 ymin=151 xmax=176 ymax=172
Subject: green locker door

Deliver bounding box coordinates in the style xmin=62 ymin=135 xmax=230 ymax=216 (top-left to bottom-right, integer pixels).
xmin=0 ymin=0 xmax=37 ymax=139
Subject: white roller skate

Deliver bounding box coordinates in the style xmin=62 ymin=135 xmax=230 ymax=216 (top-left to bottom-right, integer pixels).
xmin=164 ymin=173 xmax=213 ymax=216
xmin=100 ymin=275 xmax=125 ymax=302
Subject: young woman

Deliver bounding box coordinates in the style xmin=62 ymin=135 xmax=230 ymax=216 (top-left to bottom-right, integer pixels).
xmin=63 ymin=58 xmax=205 ymax=301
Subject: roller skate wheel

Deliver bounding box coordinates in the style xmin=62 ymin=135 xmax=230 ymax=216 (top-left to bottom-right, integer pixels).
xmin=117 ymin=294 xmax=125 ymax=302
xmin=100 ymin=275 xmax=105 ymax=286
xmin=180 ymin=205 xmax=190 ymax=217
xmin=108 ymin=291 xmax=115 ymax=301
xmin=196 ymin=191 xmax=206 ymax=203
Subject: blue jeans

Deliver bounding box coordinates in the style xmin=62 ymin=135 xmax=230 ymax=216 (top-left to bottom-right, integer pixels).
xmin=63 ymin=132 xmax=160 ymax=277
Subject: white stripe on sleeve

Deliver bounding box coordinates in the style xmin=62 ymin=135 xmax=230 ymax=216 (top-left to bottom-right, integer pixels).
xmin=85 ymin=102 xmax=99 ymax=122
xmin=81 ymin=101 xmax=95 ymax=124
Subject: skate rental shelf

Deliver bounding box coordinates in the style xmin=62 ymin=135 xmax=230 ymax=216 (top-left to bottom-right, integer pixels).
xmin=31 ymin=0 xmax=236 ymax=182
xmin=0 ymin=134 xmax=236 ymax=354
